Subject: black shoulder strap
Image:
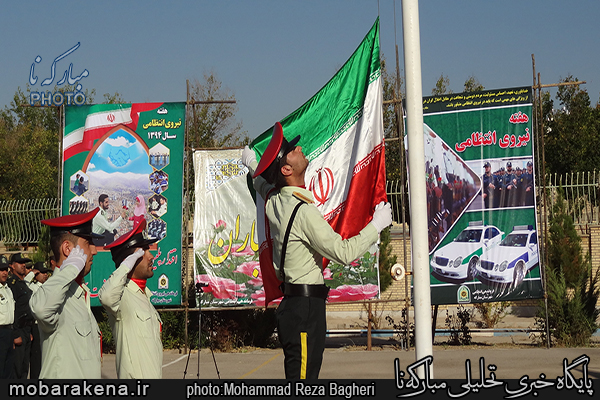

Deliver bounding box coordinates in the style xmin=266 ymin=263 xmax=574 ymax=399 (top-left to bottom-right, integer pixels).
xmin=279 ymin=201 xmax=304 ymax=283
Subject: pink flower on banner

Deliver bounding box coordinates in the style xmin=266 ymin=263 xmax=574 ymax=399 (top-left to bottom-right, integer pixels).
xmin=323 ymin=267 xmax=333 ymax=280
xmin=231 ymin=244 xmax=255 ymax=257
xmin=196 ymin=274 xmax=246 ymax=299
xmin=214 ymin=219 xmax=227 ymax=234
xmin=251 ymin=289 xmax=281 ymax=307
xmin=251 ymin=290 xmax=266 ymax=307
xmin=234 ymin=261 xmax=260 ymax=276
xmin=327 ymin=284 xmax=379 ymax=302
xmin=234 ymin=261 xmax=263 ymax=286
xmin=350 ymin=260 xmax=361 ymax=267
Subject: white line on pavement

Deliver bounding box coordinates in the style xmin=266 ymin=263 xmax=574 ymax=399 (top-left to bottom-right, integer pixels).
xmin=162 ymin=354 xmax=189 ymax=368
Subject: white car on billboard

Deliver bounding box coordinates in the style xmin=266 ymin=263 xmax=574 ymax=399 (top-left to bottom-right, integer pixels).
xmin=476 ymin=225 xmax=538 ymax=286
xmin=430 ymin=221 xmax=504 ymax=283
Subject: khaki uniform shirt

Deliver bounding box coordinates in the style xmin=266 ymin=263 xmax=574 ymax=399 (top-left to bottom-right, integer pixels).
xmin=0 ymin=282 xmax=14 ymax=326
xmin=29 ymin=264 xmax=101 ymax=379
xmin=249 ymin=161 xmax=378 ymax=284
xmin=23 ymin=272 xmax=41 ymax=327
xmin=24 ymin=271 xmax=42 ymax=293
xmin=92 ymin=209 xmax=123 ymax=235
xmin=99 ymin=265 xmax=163 ymax=379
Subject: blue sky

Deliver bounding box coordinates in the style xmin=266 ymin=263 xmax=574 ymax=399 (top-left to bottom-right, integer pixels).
xmin=2 ymin=1 xmax=599 ymax=140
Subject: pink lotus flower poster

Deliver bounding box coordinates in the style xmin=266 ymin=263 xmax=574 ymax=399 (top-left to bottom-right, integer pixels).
xmin=193 ymin=149 xmax=381 ymax=308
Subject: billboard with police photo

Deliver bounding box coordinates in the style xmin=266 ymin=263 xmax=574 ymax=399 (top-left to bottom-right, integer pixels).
xmin=61 ymin=102 xmax=185 ymax=306
xmin=405 ymin=87 xmax=543 ymax=304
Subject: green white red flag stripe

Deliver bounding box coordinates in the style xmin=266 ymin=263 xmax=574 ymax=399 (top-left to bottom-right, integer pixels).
xmin=305 ymin=69 xmax=385 ymax=238
xmin=251 ymin=18 xmax=386 ymax=305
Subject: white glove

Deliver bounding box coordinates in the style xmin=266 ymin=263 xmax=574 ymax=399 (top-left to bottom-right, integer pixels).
xmin=64 ymin=245 xmax=87 ymax=273
xmin=121 ymin=248 xmax=145 ymax=272
xmin=241 ymin=145 xmax=257 ymax=168
xmin=370 ymin=201 xmax=392 ymax=233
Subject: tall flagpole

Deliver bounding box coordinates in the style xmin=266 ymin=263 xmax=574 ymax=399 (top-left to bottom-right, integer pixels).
xmin=401 ymin=0 xmax=433 ymax=377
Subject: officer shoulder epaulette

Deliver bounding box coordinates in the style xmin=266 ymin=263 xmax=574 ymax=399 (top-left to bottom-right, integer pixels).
xmin=292 ymin=191 xmax=314 ymax=204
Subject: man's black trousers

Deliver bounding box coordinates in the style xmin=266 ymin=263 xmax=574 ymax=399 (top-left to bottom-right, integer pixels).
xmin=276 ymin=296 xmax=326 ymax=379
xmin=0 ymin=328 xmax=15 ymax=379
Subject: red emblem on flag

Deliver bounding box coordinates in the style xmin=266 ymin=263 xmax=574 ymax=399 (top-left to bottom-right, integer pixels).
xmin=309 ymin=167 xmax=334 ymax=206
xmin=107 ymin=113 xmax=115 ymax=123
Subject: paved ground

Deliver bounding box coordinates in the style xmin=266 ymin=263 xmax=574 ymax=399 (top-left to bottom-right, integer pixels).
xmin=99 ymin=309 xmax=600 ymax=381
xmin=99 ymin=339 xmax=600 ymax=380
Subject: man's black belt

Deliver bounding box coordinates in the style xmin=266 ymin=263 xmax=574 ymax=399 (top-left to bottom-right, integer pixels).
xmin=0 ymin=324 xmax=12 ymax=330
xmin=282 ymin=283 xmax=330 ymax=299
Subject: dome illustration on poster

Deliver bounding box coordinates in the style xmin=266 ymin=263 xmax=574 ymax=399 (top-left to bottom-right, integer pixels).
xmin=80 ymin=125 xmax=156 ymax=248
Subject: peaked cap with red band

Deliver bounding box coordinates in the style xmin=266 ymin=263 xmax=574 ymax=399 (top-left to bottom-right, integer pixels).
xmin=252 ymin=122 xmax=300 ymax=183
xmin=41 ymin=207 xmax=103 ymax=240
xmin=104 ymin=218 xmax=158 ymax=266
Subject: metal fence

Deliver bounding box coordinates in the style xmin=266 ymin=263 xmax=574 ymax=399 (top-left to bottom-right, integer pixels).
xmin=1 ymin=172 xmax=599 ymax=246
xmin=0 ymin=199 xmax=59 ymax=246
xmin=386 ymin=171 xmax=600 ymax=229
xmin=546 ymin=171 xmax=600 ymax=227
xmin=386 ymin=180 xmax=408 ymax=224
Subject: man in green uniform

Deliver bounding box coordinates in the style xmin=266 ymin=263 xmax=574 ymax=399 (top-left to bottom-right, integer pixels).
xmin=29 ymin=208 xmax=102 ymax=379
xmin=242 ymin=122 xmax=391 ymax=379
xmin=99 ymin=218 xmax=163 ymax=379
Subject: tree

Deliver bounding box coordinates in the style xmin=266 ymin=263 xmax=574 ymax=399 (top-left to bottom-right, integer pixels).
xmin=548 ymin=188 xmax=588 ymax=287
xmin=463 ymin=75 xmax=484 ymax=93
xmin=534 ymin=189 xmax=600 ymax=346
xmin=432 ymin=74 xmax=452 ymax=96
xmin=381 ymin=54 xmax=404 ymax=182
xmin=0 ymin=86 xmax=82 ymax=199
xmin=186 ymin=72 xmax=249 ymax=148
xmin=378 ymin=226 xmax=397 ymax=293
xmin=102 ymin=91 xmax=127 ymax=104
xmin=542 ymin=76 xmax=600 ymax=174
xmin=0 ymin=122 xmax=57 ymax=200
xmin=0 ymin=84 xmax=130 ymax=200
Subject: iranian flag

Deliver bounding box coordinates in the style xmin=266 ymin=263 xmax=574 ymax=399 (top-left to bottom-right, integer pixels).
xmin=63 ymin=103 xmax=163 ymax=160
xmin=251 ymin=18 xmax=387 ymax=305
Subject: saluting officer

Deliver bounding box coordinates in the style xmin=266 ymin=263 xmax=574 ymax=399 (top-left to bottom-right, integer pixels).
xmin=0 ymin=255 xmax=15 ymax=379
xmin=29 ymin=208 xmax=103 ymax=379
xmin=23 ymin=261 xmax=51 ymax=380
xmin=242 ymin=122 xmax=391 ymax=379
xmin=24 ymin=261 xmax=51 ymax=293
xmin=99 ymin=218 xmax=163 ymax=379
